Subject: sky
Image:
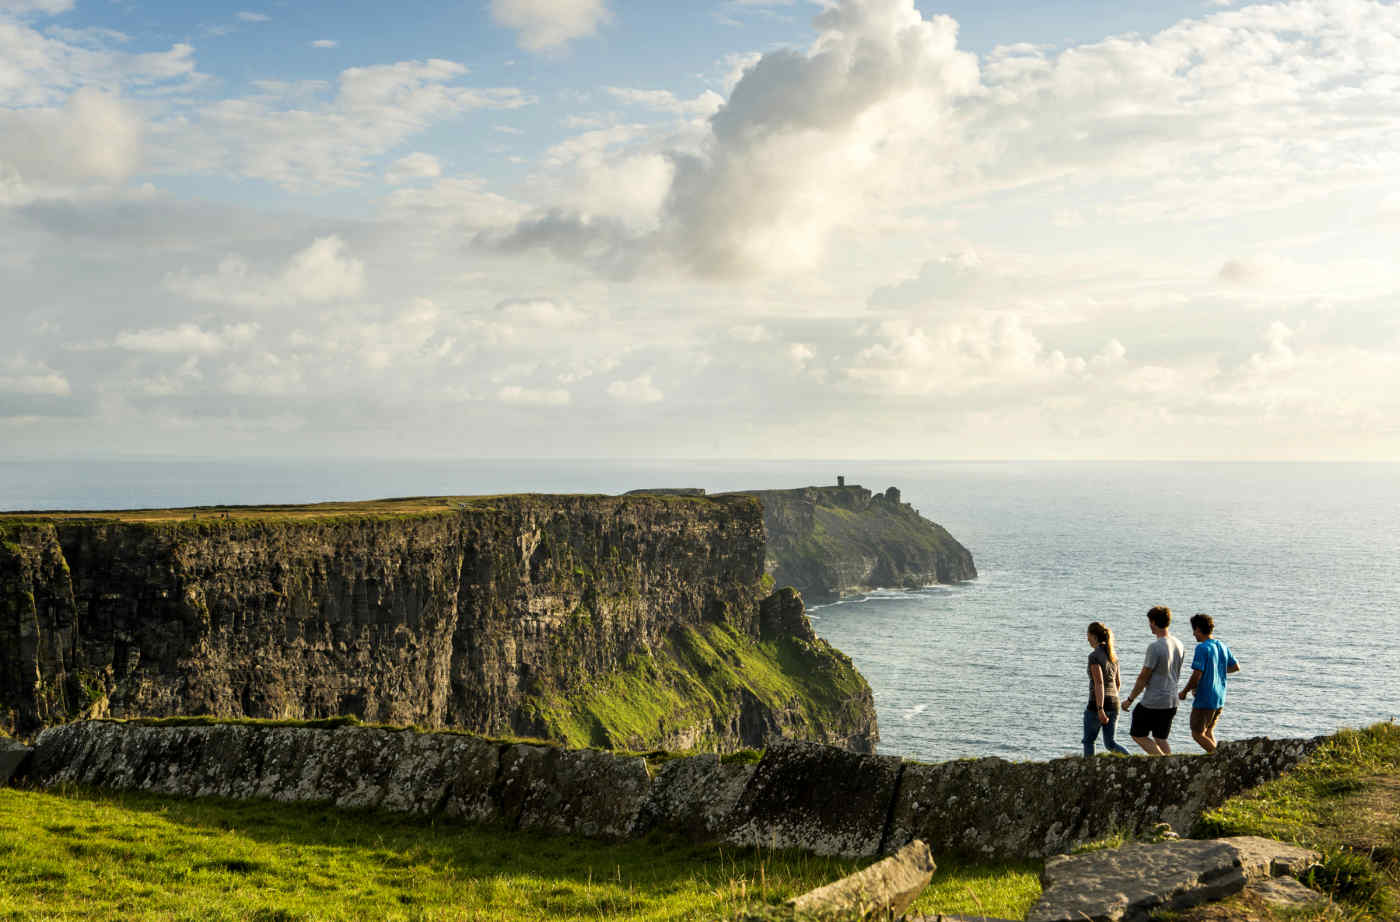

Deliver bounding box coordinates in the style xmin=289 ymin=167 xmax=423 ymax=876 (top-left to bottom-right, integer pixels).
xmin=2 ymin=0 xmax=1399 ymax=461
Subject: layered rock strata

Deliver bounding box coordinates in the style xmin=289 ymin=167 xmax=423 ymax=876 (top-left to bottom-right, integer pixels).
xmin=0 ymin=495 xmax=876 ymax=752
xmin=18 ymin=721 xmax=1319 ymax=861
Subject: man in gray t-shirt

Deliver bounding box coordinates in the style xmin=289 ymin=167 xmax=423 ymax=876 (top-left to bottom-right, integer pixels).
xmin=1122 ymin=605 xmax=1186 ymax=755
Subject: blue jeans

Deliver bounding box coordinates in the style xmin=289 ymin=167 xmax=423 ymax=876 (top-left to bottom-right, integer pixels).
xmin=1083 ymin=704 xmax=1129 ymax=756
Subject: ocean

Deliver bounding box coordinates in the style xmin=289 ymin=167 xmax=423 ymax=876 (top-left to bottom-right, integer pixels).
xmin=3 ymin=458 xmax=1396 ymax=763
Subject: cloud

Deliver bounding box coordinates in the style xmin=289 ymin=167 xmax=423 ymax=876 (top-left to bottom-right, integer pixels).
xmin=844 ymin=314 xmax=1115 ymax=398
xmin=786 ymin=342 xmax=814 ymax=367
xmin=0 ymin=357 xmax=70 ymax=395
xmin=0 ymin=87 xmax=143 ymax=187
xmin=607 ymin=373 xmax=663 ymax=403
xmin=605 ymin=86 xmax=725 ymax=117
xmin=385 ymin=151 xmax=442 ymax=184
xmin=0 ymin=20 xmax=198 ymax=108
xmin=165 ymin=235 xmax=366 ymax=307
xmin=155 ymin=59 xmax=532 ymax=187
xmin=380 ymin=175 xmax=528 ymax=230
xmin=498 ymin=384 xmax=571 ymax=405
xmin=236 ymin=11 xmax=269 ymax=22
xmin=113 ymin=322 xmax=258 ymax=354
xmin=310 ymin=39 xmax=337 ymax=49
xmin=729 ymin=323 xmax=769 ymax=343
xmin=1217 ymin=258 xmax=1267 ymax=285
xmin=490 ymin=0 xmax=610 ymax=51
xmin=494 ymin=0 xmax=980 ymax=277
xmin=495 ymin=298 xmax=587 ymax=328
xmin=0 ymin=0 xmax=73 ymax=15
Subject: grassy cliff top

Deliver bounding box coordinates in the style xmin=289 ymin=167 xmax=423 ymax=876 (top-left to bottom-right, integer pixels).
xmin=0 ymin=491 xmax=744 ymax=526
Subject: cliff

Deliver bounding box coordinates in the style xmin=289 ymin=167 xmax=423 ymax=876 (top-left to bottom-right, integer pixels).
xmin=743 ymin=485 xmax=976 ymax=604
xmin=0 ymin=494 xmax=877 ymax=752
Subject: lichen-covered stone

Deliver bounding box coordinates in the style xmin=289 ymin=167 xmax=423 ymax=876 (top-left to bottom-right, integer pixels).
xmin=723 ymin=740 xmax=904 ymax=857
xmin=887 ymin=736 xmax=1321 ymax=860
xmin=493 ymin=743 xmax=651 ymax=838
xmin=24 ymin=721 xmax=1324 ymax=866
xmin=635 ymin=753 xmax=756 ymax=839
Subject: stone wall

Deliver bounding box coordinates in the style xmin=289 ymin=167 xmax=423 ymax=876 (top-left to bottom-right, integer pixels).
xmin=18 ymin=721 xmax=1320 ymax=860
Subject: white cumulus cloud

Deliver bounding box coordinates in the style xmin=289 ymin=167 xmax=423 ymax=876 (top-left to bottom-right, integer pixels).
xmin=490 ymin=0 xmax=610 ymax=51
xmin=165 ymin=235 xmax=366 ymax=307
xmin=385 ymin=151 xmax=442 ymax=184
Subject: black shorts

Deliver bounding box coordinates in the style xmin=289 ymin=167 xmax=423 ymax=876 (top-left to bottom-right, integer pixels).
xmin=1129 ymin=705 xmax=1177 ymax=740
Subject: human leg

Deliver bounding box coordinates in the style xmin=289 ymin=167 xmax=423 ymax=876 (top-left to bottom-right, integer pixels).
xmin=1102 ymin=705 xmax=1130 ymax=755
xmin=1189 ymin=708 xmax=1221 ymax=753
xmin=1082 ymin=707 xmax=1101 ymax=757
xmin=1155 ymin=707 xmax=1178 ymax=755
xmin=1130 ymin=706 xmax=1166 ymax=755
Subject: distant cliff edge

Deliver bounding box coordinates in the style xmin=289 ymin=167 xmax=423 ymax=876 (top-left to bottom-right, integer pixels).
xmin=746 ymin=484 xmax=976 ymax=604
xmin=0 ymin=494 xmax=876 ymax=752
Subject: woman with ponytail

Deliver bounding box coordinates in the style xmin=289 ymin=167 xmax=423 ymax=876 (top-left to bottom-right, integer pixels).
xmin=1084 ymin=621 xmax=1129 ymax=756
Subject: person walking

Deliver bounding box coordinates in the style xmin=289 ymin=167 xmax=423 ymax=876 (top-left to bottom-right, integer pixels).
xmin=1179 ymin=613 xmax=1240 ymax=753
xmin=1083 ymin=621 xmax=1130 ymax=756
xmin=1122 ymin=605 xmax=1185 ymax=755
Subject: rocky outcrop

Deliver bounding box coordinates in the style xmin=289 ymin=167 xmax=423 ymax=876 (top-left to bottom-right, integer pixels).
xmin=740 ymin=485 xmax=976 ymax=603
xmin=16 ymin=721 xmax=1319 ymax=862
xmin=0 ymin=494 xmax=877 ymax=753
xmin=1028 ymin=836 xmax=1320 ymax=922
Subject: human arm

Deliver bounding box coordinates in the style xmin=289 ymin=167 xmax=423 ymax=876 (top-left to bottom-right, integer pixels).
xmin=1123 ymin=665 xmax=1154 ymax=709
xmin=1227 ymin=647 xmax=1240 ymax=674
xmin=1179 ymin=668 xmax=1203 ymax=700
xmin=1090 ymin=663 xmax=1109 ymax=724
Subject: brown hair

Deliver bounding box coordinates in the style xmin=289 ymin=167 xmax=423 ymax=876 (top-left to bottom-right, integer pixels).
xmin=1087 ymin=621 xmax=1117 ymax=663
xmin=1190 ymin=613 xmax=1214 ymax=636
xmin=1148 ymin=606 xmax=1172 ymax=629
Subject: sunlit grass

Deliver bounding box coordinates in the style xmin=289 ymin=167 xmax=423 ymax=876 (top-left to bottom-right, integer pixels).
xmin=0 ymin=786 xmax=1041 ymax=921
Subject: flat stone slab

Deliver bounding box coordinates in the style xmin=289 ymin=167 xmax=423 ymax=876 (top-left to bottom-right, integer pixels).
xmin=1223 ymin=835 xmax=1321 ymax=879
xmin=1247 ymin=875 xmax=1325 ymax=907
xmin=1 ymin=739 xmax=31 ymax=785
xmin=789 ymin=839 xmax=935 ymax=921
xmin=1028 ymin=837 xmax=1320 ymax=922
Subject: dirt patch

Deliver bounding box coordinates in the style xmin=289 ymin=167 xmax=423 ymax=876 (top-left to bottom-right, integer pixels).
xmin=1337 ymin=775 xmax=1400 ymax=856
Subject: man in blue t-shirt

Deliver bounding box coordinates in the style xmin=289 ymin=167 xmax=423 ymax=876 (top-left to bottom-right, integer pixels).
xmin=1178 ymin=612 xmax=1240 ymax=752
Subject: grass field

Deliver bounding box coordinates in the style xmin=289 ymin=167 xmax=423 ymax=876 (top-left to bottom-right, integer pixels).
xmin=1179 ymin=721 xmax=1400 ymax=922
xmin=0 ymin=785 xmax=1041 ymax=922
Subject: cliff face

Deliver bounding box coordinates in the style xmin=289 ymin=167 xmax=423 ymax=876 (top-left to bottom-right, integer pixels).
xmin=0 ymin=495 xmax=876 ymax=752
xmin=747 ymin=485 xmax=976 ymax=604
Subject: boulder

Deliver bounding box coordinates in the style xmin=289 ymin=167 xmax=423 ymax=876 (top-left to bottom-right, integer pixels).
xmin=0 ymin=737 xmax=31 ymax=785
xmin=722 ymin=740 xmax=903 ymax=857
